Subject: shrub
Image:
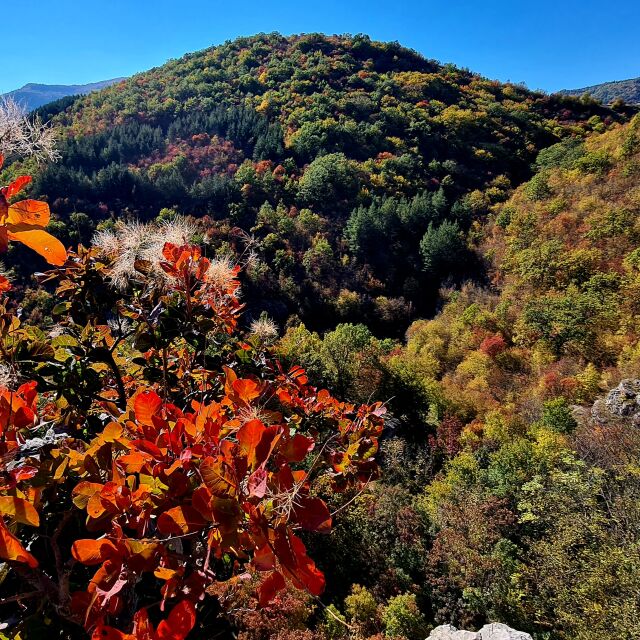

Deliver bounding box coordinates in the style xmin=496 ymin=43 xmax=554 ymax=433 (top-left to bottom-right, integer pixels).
xmin=381 ymin=593 xmax=428 ymax=639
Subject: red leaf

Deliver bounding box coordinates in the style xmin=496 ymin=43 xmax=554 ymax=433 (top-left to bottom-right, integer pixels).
xmin=294 ymin=497 xmax=332 ymax=533
xmin=156 ymin=600 xmax=197 ymax=640
xmin=131 ymin=607 xmax=155 ymax=640
xmin=257 ymin=570 xmax=286 ymax=607
xmin=253 ymin=544 xmax=275 ymax=571
xmin=4 ymin=176 xmax=31 ymax=200
xmin=134 ymin=390 xmax=163 ymax=425
xmin=274 ymin=529 xmax=325 ymax=596
xmin=254 ymin=425 xmax=282 ymax=470
xmin=281 ymin=433 xmax=315 ymax=462
xmin=0 ymin=274 xmax=10 ymax=293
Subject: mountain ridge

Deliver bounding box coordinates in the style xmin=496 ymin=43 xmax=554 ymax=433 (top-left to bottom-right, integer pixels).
xmin=561 ymin=75 xmax=640 ymax=104
xmin=2 ymin=78 xmax=126 ymax=112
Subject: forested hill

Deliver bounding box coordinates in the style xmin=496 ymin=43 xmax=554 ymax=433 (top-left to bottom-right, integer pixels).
xmin=2 ymin=33 xmax=632 ymax=332
xmin=561 ymin=76 xmax=640 ymax=105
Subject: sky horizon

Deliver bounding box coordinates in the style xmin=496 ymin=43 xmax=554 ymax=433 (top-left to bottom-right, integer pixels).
xmin=2 ymin=0 xmax=639 ymax=95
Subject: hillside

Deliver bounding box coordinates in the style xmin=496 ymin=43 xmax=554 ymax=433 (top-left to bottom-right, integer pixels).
xmin=277 ymin=114 xmax=640 ymax=640
xmin=2 ymin=33 xmax=629 ymax=334
xmin=2 ymin=78 xmax=125 ymax=112
xmin=561 ymin=76 xmax=640 ymax=104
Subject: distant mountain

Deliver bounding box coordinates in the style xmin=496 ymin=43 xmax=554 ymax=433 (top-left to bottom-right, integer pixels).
xmin=561 ymin=76 xmax=640 ymax=105
xmin=2 ymin=78 xmax=125 ymax=112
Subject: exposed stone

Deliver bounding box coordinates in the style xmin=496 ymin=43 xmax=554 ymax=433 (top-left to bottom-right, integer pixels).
xmin=590 ymin=379 xmax=640 ymax=425
xmin=605 ymin=379 xmax=640 ymax=417
xmin=428 ymin=625 xmax=480 ymax=640
xmin=426 ymin=623 xmax=532 ymax=640
xmin=479 ymin=623 xmax=533 ymax=640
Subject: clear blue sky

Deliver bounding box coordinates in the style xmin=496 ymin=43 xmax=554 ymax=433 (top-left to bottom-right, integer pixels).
xmin=2 ymin=0 xmax=639 ymax=95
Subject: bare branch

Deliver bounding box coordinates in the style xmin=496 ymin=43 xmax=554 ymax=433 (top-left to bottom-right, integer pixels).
xmin=0 ymin=96 xmax=59 ymax=162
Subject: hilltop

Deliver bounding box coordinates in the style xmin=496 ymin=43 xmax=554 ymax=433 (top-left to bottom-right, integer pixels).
xmin=1 ymin=33 xmax=629 ymax=332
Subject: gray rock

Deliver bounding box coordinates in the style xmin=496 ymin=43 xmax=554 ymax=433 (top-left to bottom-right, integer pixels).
xmin=605 ymin=379 xmax=640 ymax=417
xmin=479 ymin=623 xmax=533 ymax=640
xmin=428 ymin=625 xmax=480 ymax=640
xmin=426 ymin=623 xmax=532 ymax=640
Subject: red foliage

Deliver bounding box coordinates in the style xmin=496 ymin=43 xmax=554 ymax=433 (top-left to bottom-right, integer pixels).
xmin=0 ymin=242 xmax=383 ymax=637
xmin=428 ymin=414 xmax=464 ymax=457
xmin=479 ymin=333 xmax=507 ymax=358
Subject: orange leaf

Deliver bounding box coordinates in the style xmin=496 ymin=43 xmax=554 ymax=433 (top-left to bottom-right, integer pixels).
xmin=7 ymin=228 xmax=66 ymax=265
xmin=156 ymin=600 xmax=197 ymax=640
xmin=0 ymin=518 xmax=38 ymax=568
xmin=71 ymin=538 xmax=119 ymax=565
xmin=134 ymin=390 xmax=163 ymax=425
xmin=157 ymin=506 xmax=207 ymax=536
xmin=200 ymin=457 xmax=237 ymax=498
xmin=232 ymin=378 xmax=260 ymax=404
xmin=7 ymin=198 xmax=48 ymax=226
xmin=0 ymin=496 xmax=40 ymax=526
xmin=91 ymin=626 xmax=128 ymax=640
xmin=237 ymin=419 xmax=265 ymax=468
xmin=72 ymin=481 xmax=103 ymax=510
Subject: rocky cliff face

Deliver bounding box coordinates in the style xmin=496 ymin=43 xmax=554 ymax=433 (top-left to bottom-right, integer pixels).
xmin=427 ymin=623 xmax=533 ymax=640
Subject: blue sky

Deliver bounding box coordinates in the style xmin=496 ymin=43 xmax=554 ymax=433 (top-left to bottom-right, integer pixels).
xmin=2 ymin=0 xmax=639 ymax=95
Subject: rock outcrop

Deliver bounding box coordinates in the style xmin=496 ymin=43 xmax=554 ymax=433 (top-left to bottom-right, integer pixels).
xmin=591 ymin=379 xmax=640 ymax=425
xmin=427 ymin=623 xmax=533 ymax=640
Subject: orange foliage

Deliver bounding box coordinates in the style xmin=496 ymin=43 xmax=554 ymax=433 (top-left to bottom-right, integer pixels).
xmin=0 ymin=241 xmax=383 ymax=637
xmin=0 ymin=155 xmax=66 ymax=265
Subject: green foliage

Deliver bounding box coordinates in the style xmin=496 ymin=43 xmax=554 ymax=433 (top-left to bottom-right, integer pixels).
xmin=523 ymin=171 xmax=552 ymax=201
xmin=381 ymin=594 xmax=428 ymax=639
xmin=575 ymin=149 xmax=614 ymax=174
xmin=298 ymin=153 xmax=359 ymax=207
xmin=420 ymin=220 xmax=466 ymax=277
xmin=535 ymin=138 xmax=586 ymax=170
xmin=344 ymin=585 xmax=378 ymax=627
xmin=538 ymin=398 xmax=578 ymax=434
